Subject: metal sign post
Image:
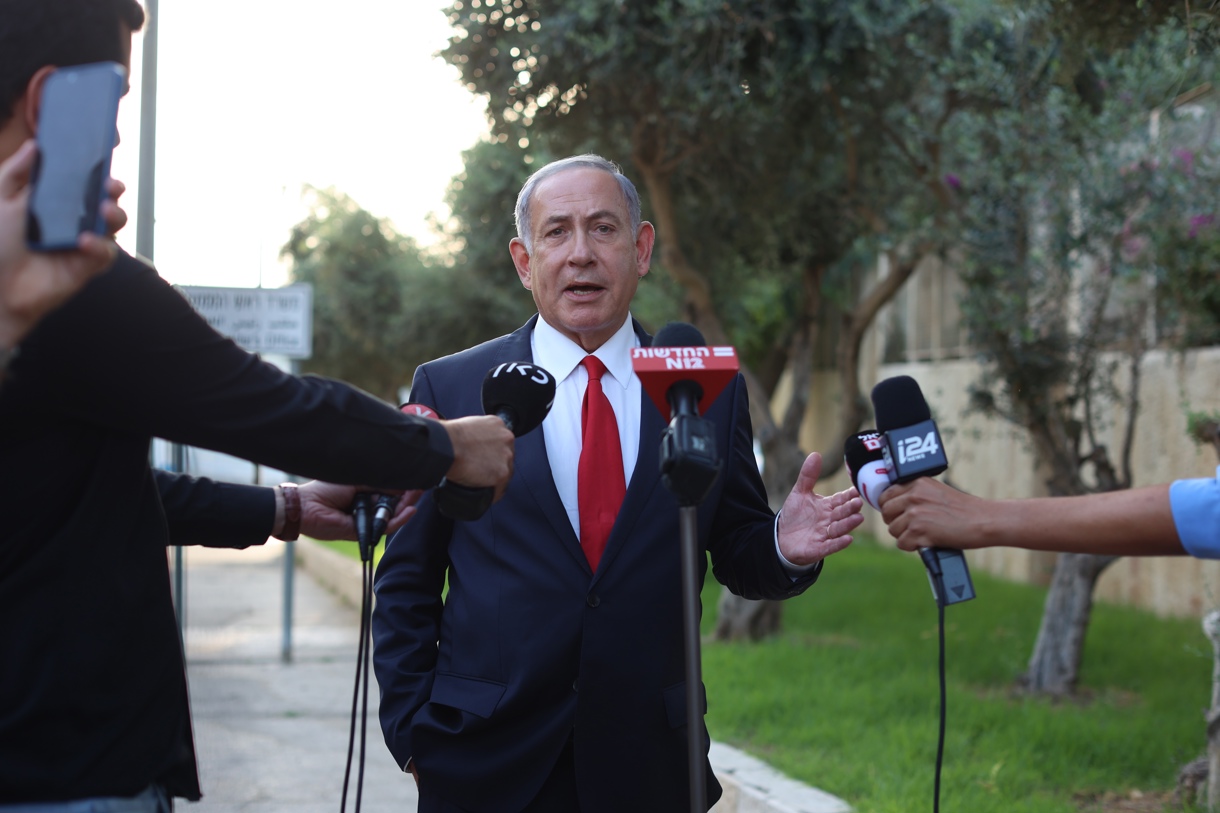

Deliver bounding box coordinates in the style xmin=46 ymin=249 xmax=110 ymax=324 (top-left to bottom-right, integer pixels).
xmin=175 ymin=284 xmax=314 ymax=660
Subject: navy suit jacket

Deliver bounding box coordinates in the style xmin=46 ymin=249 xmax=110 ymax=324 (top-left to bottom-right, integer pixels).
xmin=372 ymin=317 xmax=823 ymax=812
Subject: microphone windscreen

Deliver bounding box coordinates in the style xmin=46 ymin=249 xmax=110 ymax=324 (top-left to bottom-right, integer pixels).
xmin=652 ymin=321 xmax=706 ymax=348
xmin=871 ymin=375 xmax=932 ymax=431
xmin=481 ymin=361 xmax=556 ymax=437
xmin=843 ymin=431 xmax=884 ymax=489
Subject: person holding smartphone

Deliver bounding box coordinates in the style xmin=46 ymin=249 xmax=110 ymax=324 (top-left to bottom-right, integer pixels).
xmin=0 ymin=138 xmax=125 ymax=380
xmin=0 ymin=1 xmax=517 ymax=810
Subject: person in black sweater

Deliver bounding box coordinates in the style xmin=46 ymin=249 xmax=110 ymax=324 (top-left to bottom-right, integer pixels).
xmin=0 ymin=0 xmax=515 ymax=807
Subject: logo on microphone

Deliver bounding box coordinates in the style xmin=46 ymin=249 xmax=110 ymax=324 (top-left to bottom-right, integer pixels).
xmin=402 ymin=404 xmax=440 ymax=420
xmin=897 ymin=432 xmax=940 ymax=465
xmin=490 ymin=361 xmax=553 ymax=387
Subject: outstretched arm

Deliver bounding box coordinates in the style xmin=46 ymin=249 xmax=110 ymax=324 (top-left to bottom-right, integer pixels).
xmin=878 ymin=477 xmax=1184 ymax=557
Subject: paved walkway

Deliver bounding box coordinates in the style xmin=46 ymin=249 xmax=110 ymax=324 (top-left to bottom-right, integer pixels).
xmin=182 ymin=542 xmax=416 ymax=812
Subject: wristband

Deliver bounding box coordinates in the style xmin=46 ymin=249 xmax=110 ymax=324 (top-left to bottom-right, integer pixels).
xmin=276 ymin=482 xmax=301 ymax=541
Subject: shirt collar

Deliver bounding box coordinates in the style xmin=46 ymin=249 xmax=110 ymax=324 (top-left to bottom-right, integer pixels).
xmin=532 ymin=315 xmax=639 ymax=390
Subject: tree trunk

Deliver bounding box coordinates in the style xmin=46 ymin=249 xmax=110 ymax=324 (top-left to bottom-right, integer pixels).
xmin=827 ymin=247 xmax=926 ymax=476
xmin=634 ymin=151 xmax=805 ymax=639
xmin=1201 ymin=611 xmax=1220 ymax=810
xmin=1020 ymin=552 xmax=1117 ymax=695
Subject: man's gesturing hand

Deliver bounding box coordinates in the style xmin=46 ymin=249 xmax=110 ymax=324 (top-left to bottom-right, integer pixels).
xmin=776 ymin=452 xmax=864 ymax=567
xmin=440 ymin=415 xmax=516 ymax=501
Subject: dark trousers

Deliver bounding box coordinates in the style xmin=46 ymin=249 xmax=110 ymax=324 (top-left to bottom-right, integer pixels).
xmin=417 ymin=739 xmax=579 ymax=813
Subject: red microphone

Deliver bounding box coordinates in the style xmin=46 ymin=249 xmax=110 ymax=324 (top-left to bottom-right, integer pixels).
xmin=401 ymin=403 xmax=440 ymax=420
xmin=632 ymin=322 xmax=737 ymax=506
xmin=631 ymin=324 xmax=739 ymax=419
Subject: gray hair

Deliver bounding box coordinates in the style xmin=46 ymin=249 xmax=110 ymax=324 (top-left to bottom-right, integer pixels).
xmin=514 ymin=154 xmax=642 ymax=253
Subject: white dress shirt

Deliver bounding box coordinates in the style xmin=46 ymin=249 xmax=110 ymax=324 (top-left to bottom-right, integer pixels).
xmin=531 ymin=315 xmax=642 ymax=539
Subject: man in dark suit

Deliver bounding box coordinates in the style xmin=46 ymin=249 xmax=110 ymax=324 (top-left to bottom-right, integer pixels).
xmin=372 ymin=154 xmax=864 ymax=812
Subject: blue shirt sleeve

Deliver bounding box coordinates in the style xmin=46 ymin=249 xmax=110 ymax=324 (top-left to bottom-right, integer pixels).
xmin=1170 ymin=465 xmax=1220 ymax=558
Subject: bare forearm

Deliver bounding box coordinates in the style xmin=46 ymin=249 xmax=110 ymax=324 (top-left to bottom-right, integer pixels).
xmin=881 ymin=478 xmax=1186 ymax=556
xmin=981 ymin=486 xmax=1183 ymax=556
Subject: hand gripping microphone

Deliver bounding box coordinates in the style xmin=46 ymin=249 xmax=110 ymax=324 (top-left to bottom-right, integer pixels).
xmin=871 ymin=375 xmax=975 ymax=606
xmin=431 ymin=361 xmax=556 ymax=521
xmin=349 ymin=404 xmax=443 ymax=560
xmin=631 ymin=322 xmax=739 ymax=507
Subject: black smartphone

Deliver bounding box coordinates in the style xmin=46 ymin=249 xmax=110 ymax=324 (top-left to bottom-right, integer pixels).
xmin=25 ymin=61 xmax=126 ymax=252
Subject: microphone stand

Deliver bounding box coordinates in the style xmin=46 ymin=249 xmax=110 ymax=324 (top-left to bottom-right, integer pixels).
xmin=660 ymin=395 xmax=722 ymax=813
xmin=678 ymin=501 xmax=706 ymax=813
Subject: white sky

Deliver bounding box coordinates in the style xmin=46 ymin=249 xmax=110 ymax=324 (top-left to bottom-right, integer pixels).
xmin=110 ymin=1 xmax=490 ymax=288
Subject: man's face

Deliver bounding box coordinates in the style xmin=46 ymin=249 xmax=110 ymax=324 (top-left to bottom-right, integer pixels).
xmin=510 ymin=167 xmax=654 ymax=352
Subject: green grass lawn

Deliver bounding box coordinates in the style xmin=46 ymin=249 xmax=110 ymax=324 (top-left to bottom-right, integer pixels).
xmin=701 ymin=537 xmax=1211 ymax=812
xmin=320 ymin=532 xmax=1211 ymax=811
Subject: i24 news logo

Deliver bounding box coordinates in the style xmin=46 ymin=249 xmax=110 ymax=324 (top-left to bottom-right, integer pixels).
xmin=898 ymin=432 xmax=940 ymax=464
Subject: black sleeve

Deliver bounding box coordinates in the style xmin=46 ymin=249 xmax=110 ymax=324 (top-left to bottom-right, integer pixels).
xmin=154 ymin=469 xmax=275 ymax=548
xmin=14 ymin=253 xmax=453 ymax=489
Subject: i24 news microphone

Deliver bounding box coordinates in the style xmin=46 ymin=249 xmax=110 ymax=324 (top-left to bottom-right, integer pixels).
xmin=869 ymin=375 xmax=975 ymax=606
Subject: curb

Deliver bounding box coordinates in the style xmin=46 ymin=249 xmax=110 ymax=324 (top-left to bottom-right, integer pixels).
xmin=295 ymin=539 xmax=852 ymax=813
xmin=709 ymin=742 xmax=852 ymax=813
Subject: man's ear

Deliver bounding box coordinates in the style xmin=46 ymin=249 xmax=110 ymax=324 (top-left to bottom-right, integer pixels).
xmin=19 ymin=66 xmax=59 ymax=136
xmin=509 ymin=238 xmax=533 ymax=290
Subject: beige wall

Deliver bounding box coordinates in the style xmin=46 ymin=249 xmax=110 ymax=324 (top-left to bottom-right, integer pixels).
xmin=785 ymin=346 xmax=1220 ymax=619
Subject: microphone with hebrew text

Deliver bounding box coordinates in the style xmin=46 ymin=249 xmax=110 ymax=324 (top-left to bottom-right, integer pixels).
xmin=631 ymin=322 xmax=739 ymax=507
xmin=843 ymin=430 xmax=892 ymax=512
xmin=632 ymin=321 xmax=740 ymax=813
xmin=430 ymin=361 xmax=555 ymax=521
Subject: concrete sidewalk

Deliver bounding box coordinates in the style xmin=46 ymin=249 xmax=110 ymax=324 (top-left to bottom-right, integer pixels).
xmin=180 ymin=540 xmax=851 ymax=813
xmin=182 ymin=542 xmax=416 ymax=812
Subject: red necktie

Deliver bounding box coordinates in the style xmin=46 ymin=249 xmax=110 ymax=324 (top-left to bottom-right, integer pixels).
xmin=578 ymin=356 xmax=626 ymax=572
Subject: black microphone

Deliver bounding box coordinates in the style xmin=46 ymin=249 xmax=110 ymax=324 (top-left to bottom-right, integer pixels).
xmin=352 ymin=492 xmax=375 ymax=562
xmin=871 ymin=375 xmax=975 ymax=606
xmin=371 ymin=493 xmax=399 ymax=541
xmin=433 ymin=361 xmax=556 ymax=521
xmin=634 ymin=322 xmax=737 ymax=507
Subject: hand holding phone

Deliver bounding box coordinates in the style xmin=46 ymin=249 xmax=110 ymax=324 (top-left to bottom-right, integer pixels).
xmin=26 ymin=62 xmax=125 ymax=252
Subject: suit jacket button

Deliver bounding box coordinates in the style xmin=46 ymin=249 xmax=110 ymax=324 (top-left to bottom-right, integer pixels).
xmin=586 ymin=593 xmax=600 ymax=608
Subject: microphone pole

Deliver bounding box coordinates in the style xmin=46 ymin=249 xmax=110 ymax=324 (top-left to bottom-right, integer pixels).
xmin=679 ymin=503 xmax=705 ymax=813
xmin=634 ymin=322 xmax=737 ymax=813
xmin=665 ymin=380 xmax=720 ymax=813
